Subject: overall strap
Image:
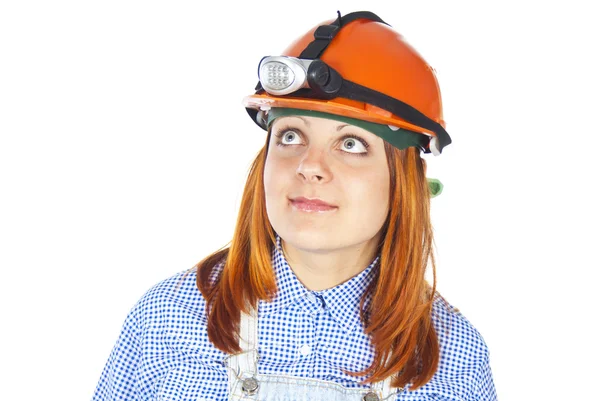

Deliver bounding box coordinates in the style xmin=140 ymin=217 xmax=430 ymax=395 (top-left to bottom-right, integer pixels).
xmin=369 ymin=352 xmax=398 ymax=399
xmin=371 ymin=374 xmax=396 ymax=399
xmin=237 ymin=308 xmax=259 ymax=373
xmin=225 ymin=308 xmax=259 ymax=397
xmin=226 ymin=309 xmax=259 ymax=372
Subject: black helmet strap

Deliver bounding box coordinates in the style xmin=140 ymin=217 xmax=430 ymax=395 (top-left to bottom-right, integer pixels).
xmin=298 ymin=11 xmax=388 ymax=60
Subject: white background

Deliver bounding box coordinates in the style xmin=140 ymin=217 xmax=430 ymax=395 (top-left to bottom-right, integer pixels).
xmin=1 ymin=1 xmax=598 ymax=400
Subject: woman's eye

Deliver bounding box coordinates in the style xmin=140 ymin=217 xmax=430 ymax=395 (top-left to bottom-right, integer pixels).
xmin=341 ymin=137 xmax=368 ymax=154
xmin=275 ymin=129 xmax=368 ymax=156
xmin=279 ymin=130 xmax=302 ymax=145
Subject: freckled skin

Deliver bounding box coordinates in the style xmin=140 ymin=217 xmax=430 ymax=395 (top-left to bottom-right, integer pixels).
xmin=263 ymin=115 xmax=390 ymax=289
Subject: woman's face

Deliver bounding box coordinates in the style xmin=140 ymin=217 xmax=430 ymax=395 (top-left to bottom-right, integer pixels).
xmin=264 ymin=114 xmax=390 ymax=253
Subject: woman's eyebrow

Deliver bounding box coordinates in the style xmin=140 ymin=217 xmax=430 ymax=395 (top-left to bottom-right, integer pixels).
xmin=287 ymin=116 xmax=311 ymax=126
xmin=281 ymin=117 xmax=350 ymax=132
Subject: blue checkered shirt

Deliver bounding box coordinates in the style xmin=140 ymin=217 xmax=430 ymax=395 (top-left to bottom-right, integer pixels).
xmin=93 ymin=235 xmax=496 ymax=400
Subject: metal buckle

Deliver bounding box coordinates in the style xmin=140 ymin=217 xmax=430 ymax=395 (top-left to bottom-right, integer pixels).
xmin=314 ymin=24 xmax=339 ymax=40
xmin=363 ymin=391 xmax=380 ymax=401
xmin=241 ymin=377 xmax=259 ymax=395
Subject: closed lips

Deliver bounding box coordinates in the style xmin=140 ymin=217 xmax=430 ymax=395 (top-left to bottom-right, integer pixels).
xmin=289 ymin=197 xmax=337 ymax=207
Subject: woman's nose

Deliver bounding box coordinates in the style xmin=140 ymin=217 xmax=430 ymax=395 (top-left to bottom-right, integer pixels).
xmin=295 ymin=147 xmax=332 ymax=183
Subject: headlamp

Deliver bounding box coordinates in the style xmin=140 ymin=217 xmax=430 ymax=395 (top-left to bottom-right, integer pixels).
xmin=258 ymin=57 xmax=312 ymax=95
xmin=258 ymin=56 xmax=342 ymax=99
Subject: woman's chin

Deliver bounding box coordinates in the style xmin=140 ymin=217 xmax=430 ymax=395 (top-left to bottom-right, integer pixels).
xmin=278 ymin=228 xmax=340 ymax=251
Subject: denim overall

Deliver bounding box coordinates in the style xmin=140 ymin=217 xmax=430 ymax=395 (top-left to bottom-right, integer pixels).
xmin=226 ymin=308 xmax=398 ymax=401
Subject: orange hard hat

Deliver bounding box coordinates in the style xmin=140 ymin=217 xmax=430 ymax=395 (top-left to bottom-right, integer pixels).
xmin=243 ymin=11 xmax=451 ymax=155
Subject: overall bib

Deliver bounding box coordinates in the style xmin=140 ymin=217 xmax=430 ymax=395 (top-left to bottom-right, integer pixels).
xmin=226 ymin=308 xmax=398 ymax=401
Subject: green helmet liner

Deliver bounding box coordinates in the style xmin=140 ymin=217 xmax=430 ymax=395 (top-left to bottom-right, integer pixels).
xmin=266 ymin=108 xmax=443 ymax=198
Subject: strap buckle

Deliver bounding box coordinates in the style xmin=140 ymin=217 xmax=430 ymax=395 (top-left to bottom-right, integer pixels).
xmin=314 ymin=24 xmax=339 ymax=40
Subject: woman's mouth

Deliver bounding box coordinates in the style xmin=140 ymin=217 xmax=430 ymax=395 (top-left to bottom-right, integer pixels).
xmin=289 ymin=197 xmax=338 ymax=213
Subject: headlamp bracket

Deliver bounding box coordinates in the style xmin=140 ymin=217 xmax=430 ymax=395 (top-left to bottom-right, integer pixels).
xmin=307 ymin=60 xmax=342 ymax=98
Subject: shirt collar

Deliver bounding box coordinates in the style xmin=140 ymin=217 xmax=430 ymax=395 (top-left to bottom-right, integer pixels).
xmin=258 ymin=234 xmax=380 ymax=334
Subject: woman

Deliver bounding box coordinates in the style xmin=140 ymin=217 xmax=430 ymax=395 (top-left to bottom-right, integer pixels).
xmin=93 ymin=11 xmax=496 ymax=401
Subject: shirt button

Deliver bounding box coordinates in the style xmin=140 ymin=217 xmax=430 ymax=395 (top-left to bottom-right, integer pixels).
xmin=299 ymin=344 xmax=312 ymax=356
xmin=314 ymin=294 xmax=325 ymax=309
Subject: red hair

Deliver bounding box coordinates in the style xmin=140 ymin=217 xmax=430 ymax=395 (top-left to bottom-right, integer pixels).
xmin=195 ymin=131 xmax=442 ymax=390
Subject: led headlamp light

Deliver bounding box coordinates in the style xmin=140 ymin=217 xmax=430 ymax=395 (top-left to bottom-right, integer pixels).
xmin=258 ymin=56 xmax=342 ymax=99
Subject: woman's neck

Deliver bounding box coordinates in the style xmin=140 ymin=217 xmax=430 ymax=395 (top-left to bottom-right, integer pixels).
xmin=280 ymin=236 xmax=381 ymax=291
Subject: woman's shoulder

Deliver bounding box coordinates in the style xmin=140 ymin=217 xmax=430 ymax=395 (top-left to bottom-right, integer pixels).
xmin=430 ymin=293 xmax=490 ymax=360
xmin=92 ymin=259 xmax=229 ymax=400
xmin=416 ymin=293 xmax=496 ymax=399
xmin=133 ymin=257 xmax=227 ymax=326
